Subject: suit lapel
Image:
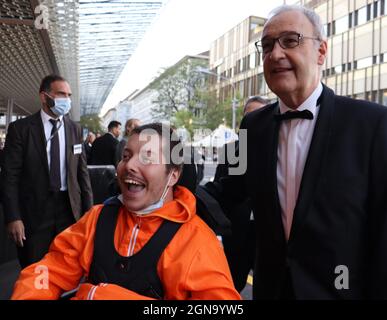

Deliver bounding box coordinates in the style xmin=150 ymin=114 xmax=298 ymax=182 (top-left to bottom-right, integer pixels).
xmin=288 ymin=85 xmax=335 ymax=242
xmin=265 ymin=103 xmax=287 ymax=243
xmin=30 ymin=112 xmax=49 ymax=175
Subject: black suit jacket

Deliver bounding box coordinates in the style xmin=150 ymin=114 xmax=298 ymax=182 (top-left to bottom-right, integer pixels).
xmin=1 ymin=112 xmax=93 ymax=232
xmin=208 ymin=85 xmax=387 ymax=299
xmin=90 ymin=133 xmax=119 ymax=166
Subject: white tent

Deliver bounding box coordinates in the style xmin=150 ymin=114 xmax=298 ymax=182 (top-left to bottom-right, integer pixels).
xmin=192 ymin=125 xmax=238 ymax=147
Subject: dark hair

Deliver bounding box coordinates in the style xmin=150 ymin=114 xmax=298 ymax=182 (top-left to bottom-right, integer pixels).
xmin=108 ymin=121 xmax=121 ymax=131
xmin=39 ymin=74 xmax=67 ymax=93
xmin=124 ymin=118 xmax=140 ymax=137
xmin=243 ymin=96 xmax=270 ymax=113
xmin=131 ymin=122 xmax=183 ymax=173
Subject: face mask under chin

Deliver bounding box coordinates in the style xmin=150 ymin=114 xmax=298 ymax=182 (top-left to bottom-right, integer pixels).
xmin=119 ymin=172 xmax=174 ymax=216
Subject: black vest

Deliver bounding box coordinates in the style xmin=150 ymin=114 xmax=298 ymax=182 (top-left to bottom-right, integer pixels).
xmin=88 ymin=198 xmax=182 ymax=299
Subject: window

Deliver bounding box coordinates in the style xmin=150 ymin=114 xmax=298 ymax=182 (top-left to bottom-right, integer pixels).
xmin=342 ymin=63 xmax=346 ymax=72
xmin=355 ymin=6 xmax=367 ymax=26
xmin=256 ymin=52 xmax=260 ymax=67
xmin=374 ymin=1 xmax=380 ymax=18
xmin=239 ymin=59 xmax=244 ymax=73
xmin=335 ymin=15 xmax=349 ymax=34
xmin=354 ymin=93 xmax=365 ymax=100
xmin=381 ymin=89 xmax=387 ymax=106
xmin=349 ymin=12 xmax=353 ymax=28
xmin=359 ymin=6 xmax=367 ymax=24
xmin=382 ymin=0 xmax=386 ymax=15
xmin=249 ymin=53 xmax=256 ymax=69
xmin=371 ymin=90 xmax=378 ymax=102
xmin=257 ymin=73 xmax=265 ymax=93
xmin=367 ymin=3 xmax=372 ymax=21
xmin=334 ymin=65 xmax=343 ymax=74
xmin=347 ymin=62 xmax=352 ymax=71
xmin=324 ymin=23 xmax=331 ymax=37
xmin=332 ymin=20 xmax=336 ymax=35
xmin=356 ymin=57 xmax=372 ymax=69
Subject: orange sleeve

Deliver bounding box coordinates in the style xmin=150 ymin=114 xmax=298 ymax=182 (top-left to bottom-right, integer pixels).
xmin=72 ymin=283 xmax=156 ymax=300
xmin=11 ymin=205 xmax=103 ymax=300
xmin=184 ymin=238 xmax=241 ymax=300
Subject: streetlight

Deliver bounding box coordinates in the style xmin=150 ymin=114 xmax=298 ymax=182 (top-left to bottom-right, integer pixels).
xmin=196 ymin=66 xmax=237 ymax=131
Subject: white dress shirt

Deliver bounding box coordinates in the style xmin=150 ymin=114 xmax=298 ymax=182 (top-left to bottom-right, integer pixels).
xmin=277 ymin=83 xmax=323 ymax=240
xmin=41 ymin=109 xmax=67 ymax=191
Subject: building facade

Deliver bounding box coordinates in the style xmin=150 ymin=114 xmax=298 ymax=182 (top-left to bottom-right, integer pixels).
xmin=312 ymin=0 xmax=387 ymax=105
xmin=209 ymin=0 xmax=387 ymax=108
xmin=209 ymin=16 xmax=271 ymax=103
xmin=126 ymin=87 xmax=159 ymax=125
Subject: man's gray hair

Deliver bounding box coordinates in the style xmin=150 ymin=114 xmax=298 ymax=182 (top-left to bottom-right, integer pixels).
xmin=266 ymin=4 xmax=326 ymax=40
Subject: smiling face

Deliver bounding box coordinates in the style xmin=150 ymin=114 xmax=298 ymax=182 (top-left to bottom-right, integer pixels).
xmin=262 ymin=10 xmax=327 ymax=108
xmin=117 ymin=133 xmax=180 ymax=212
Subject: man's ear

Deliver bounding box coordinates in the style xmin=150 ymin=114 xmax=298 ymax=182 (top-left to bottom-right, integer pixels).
xmin=317 ymin=39 xmax=328 ymax=66
xmin=39 ymin=92 xmax=47 ymax=106
xmin=168 ymin=168 xmax=181 ymax=187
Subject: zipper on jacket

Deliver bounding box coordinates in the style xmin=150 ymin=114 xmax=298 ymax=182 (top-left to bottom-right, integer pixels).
xmin=127 ymin=217 xmax=141 ymax=257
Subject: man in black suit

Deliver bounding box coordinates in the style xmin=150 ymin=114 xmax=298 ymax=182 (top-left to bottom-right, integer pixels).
xmin=1 ymin=75 xmax=93 ymax=269
xmin=90 ymin=121 xmax=121 ymax=167
xmin=204 ymin=4 xmax=387 ymax=299
xmin=214 ymin=96 xmax=268 ymax=293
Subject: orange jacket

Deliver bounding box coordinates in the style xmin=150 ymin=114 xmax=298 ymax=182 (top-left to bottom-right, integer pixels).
xmin=12 ymin=186 xmax=241 ymax=300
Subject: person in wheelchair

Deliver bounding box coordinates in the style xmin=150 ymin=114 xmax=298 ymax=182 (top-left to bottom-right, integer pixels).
xmin=11 ymin=123 xmax=240 ymax=300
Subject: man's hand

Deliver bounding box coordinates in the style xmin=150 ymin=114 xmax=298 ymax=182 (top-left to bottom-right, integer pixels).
xmin=7 ymin=220 xmax=26 ymax=247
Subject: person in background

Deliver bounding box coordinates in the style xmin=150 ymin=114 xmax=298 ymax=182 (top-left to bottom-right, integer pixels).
xmin=115 ymin=118 xmax=140 ymax=166
xmin=214 ymin=95 xmax=269 ymax=293
xmin=1 ymin=74 xmax=93 ymax=269
xmin=89 ymin=121 xmax=121 ymax=167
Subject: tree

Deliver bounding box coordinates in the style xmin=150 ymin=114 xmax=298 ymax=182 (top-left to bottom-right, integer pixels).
xmin=151 ymin=57 xmax=208 ymax=122
xmin=202 ymin=92 xmax=244 ymax=131
xmin=80 ymin=114 xmax=103 ymax=134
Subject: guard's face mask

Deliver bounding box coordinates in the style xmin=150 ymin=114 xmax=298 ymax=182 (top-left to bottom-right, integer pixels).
xmin=44 ymin=93 xmax=72 ymax=116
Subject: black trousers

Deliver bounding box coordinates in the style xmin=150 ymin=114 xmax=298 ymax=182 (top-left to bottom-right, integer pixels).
xmin=223 ymin=219 xmax=255 ymax=292
xmin=17 ymin=191 xmax=75 ymax=269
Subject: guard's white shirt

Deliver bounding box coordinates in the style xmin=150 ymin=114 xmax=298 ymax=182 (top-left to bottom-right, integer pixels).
xmin=41 ymin=109 xmax=67 ymax=191
xmin=277 ymin=83 xmax=323 ymax=240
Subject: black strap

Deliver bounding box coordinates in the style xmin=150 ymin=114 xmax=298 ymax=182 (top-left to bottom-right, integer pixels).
xmin=89 ymin=199 xmax=182 ymax=299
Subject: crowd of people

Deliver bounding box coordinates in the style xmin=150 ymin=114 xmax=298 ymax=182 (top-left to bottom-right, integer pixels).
xmin=1 ymin=4 xmax=387 ymax=300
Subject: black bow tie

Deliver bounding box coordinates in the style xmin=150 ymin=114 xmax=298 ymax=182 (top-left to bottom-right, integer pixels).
xmin=275 ymin=109 xmax=314 ymax=121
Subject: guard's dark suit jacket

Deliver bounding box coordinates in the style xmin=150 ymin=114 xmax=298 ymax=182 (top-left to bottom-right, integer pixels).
xmin=207 ymin=85 xmax=387 ymax=299
xmin=89 ymin=133 xmax=119 ymax=167
xmin=1 ymin=112 xmax=93 ymax=232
